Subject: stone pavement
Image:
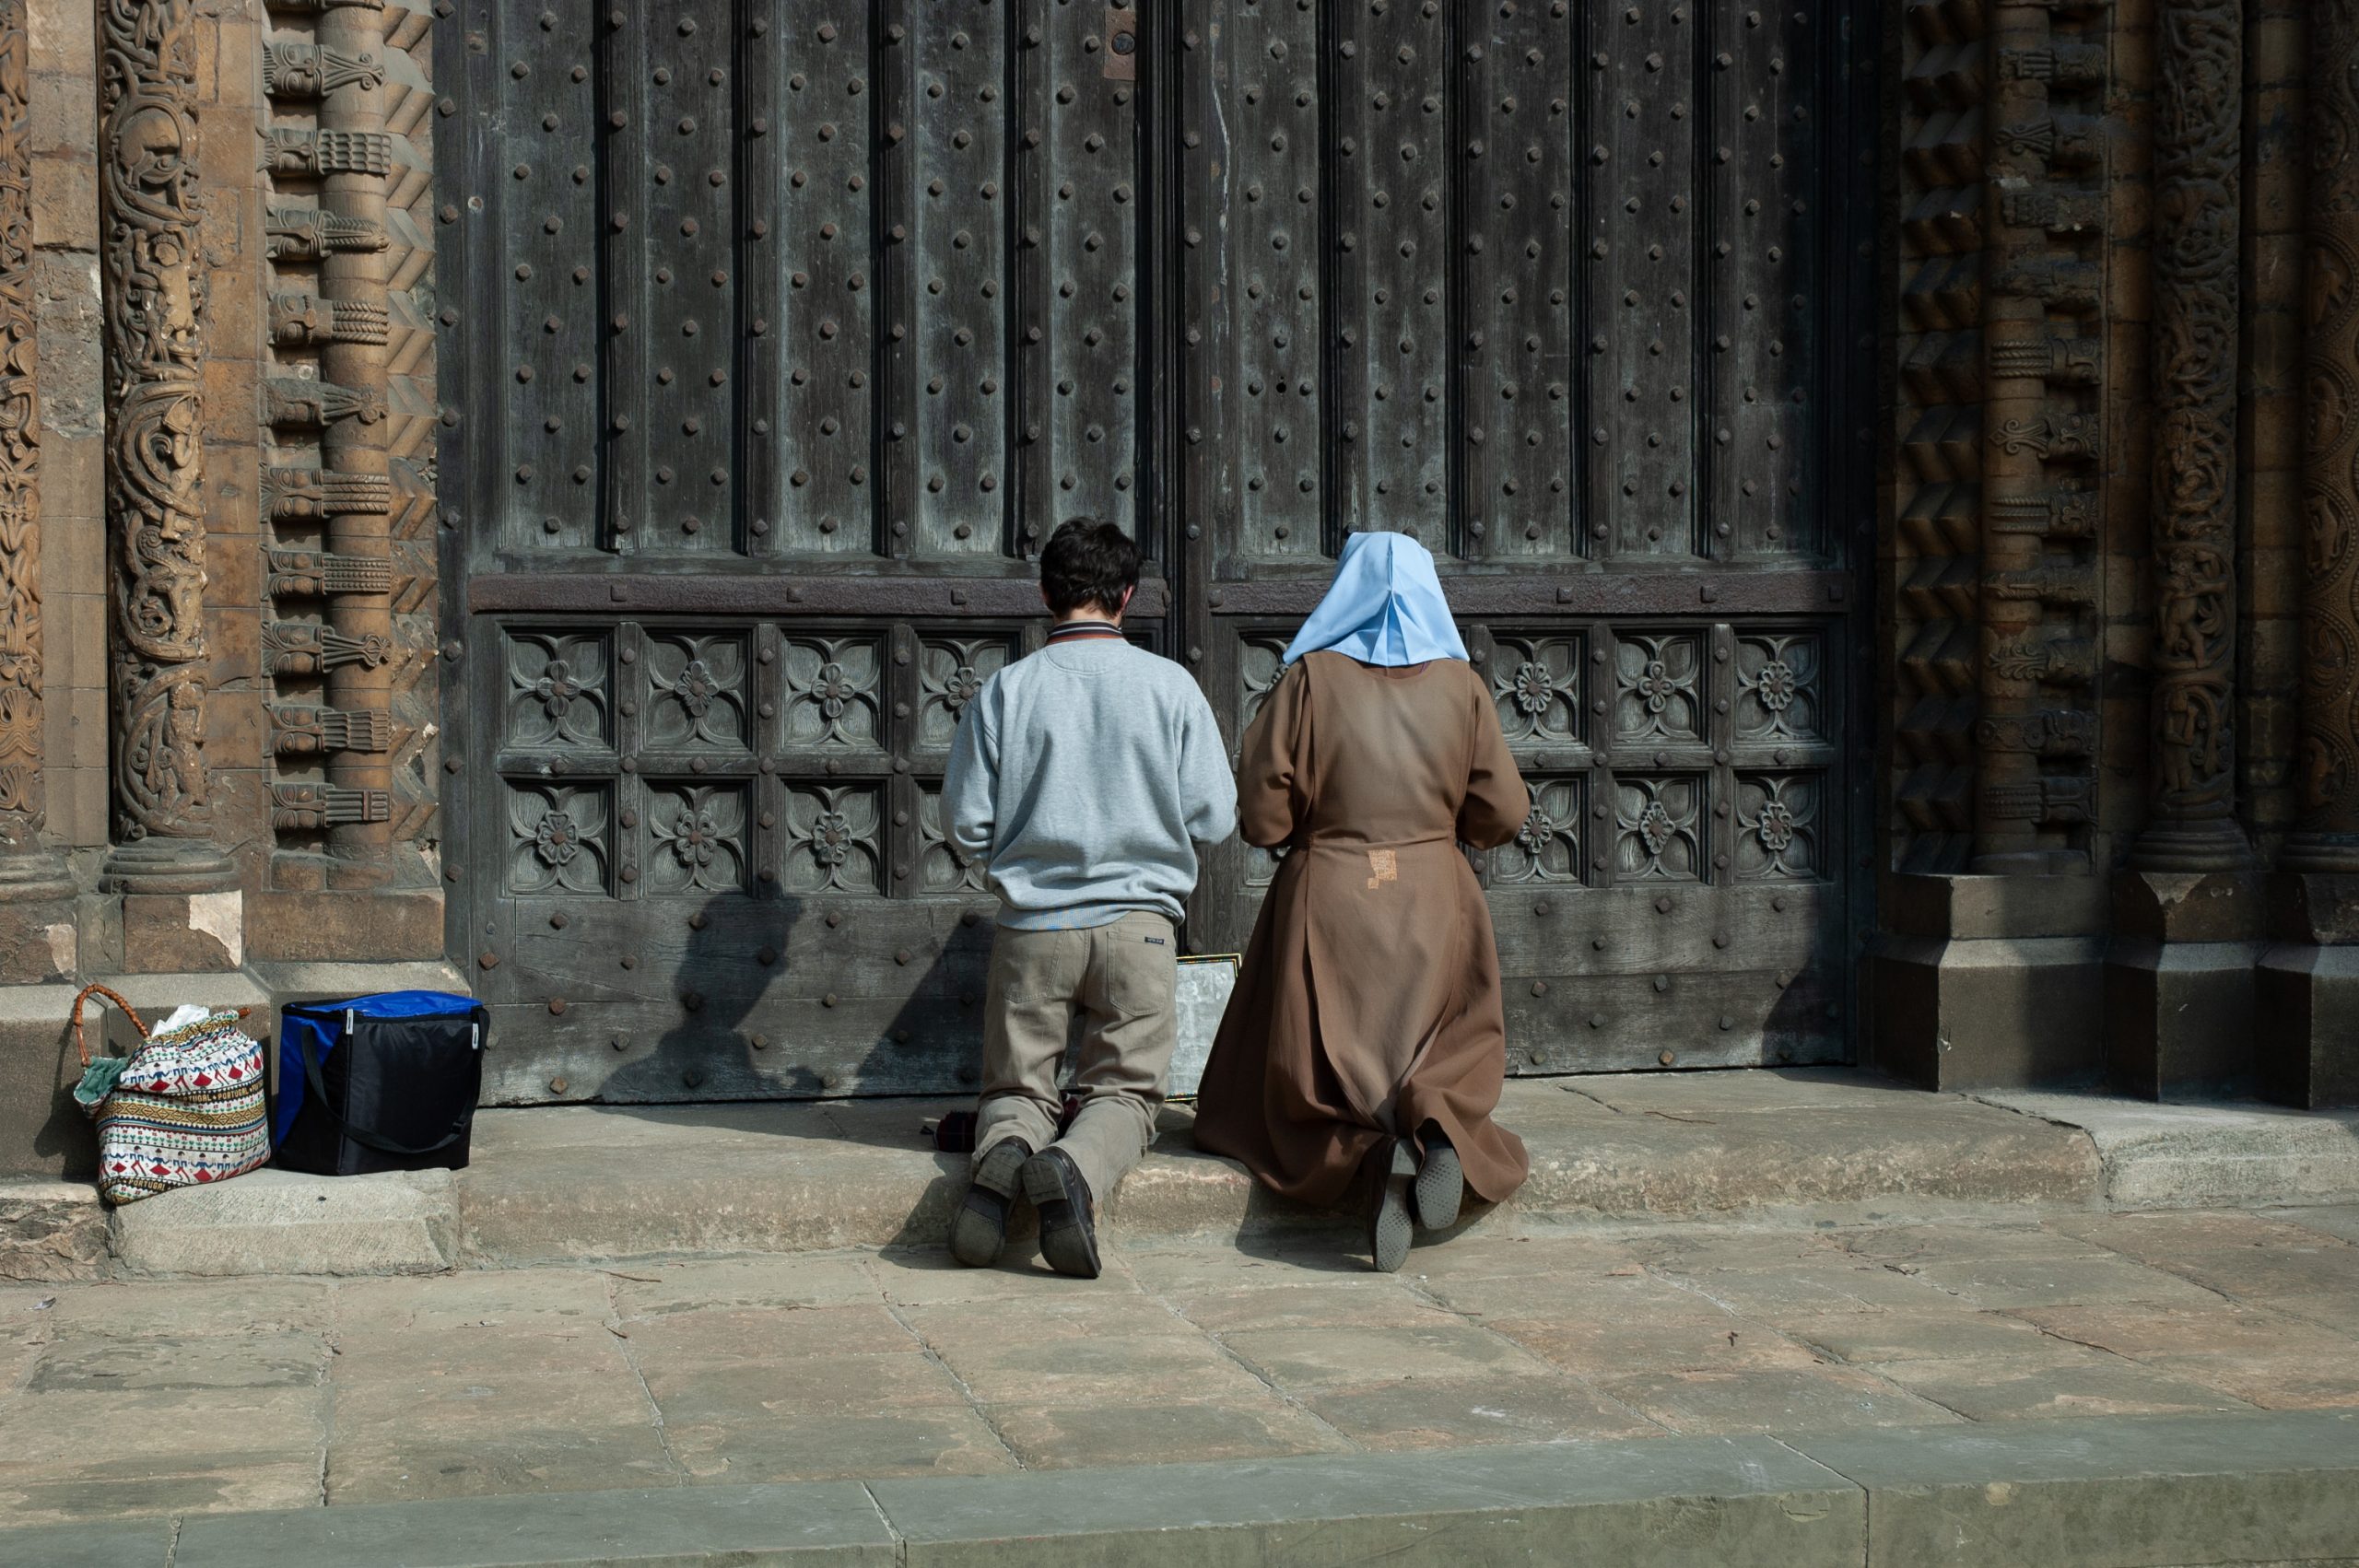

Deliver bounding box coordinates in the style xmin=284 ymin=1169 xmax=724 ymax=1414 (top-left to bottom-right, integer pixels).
xmin=5 ymin=1199 xmax=2358 ymax=1539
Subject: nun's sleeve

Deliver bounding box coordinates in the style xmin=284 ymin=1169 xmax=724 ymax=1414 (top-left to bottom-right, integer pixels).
xmin=1457 ymin=673 xmax=1531 ymax=851
xmin=1236 ymin=661 xmax=1311 ymax=849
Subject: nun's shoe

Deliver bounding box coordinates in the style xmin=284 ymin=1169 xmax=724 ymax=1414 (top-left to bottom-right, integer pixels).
xmin=949 ymin=1138 xmax=1031 ymax=1268
xmin=1022 ymin=1147 xmax=1103 ymax=1279
xmin=1414 ymin=1128 xmax=1464 ymax=1231
xmin=1367 ymin=1139 xmax=1417 ymax=1273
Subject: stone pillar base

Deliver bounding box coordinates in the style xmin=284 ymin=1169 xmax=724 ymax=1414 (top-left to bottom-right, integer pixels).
xmin=2103 ymin=939 xmax=2268 ymax=1098
xmin=0 ymin=849 xmax=73 ymax=903
xmin=1868 ymin=933 xmax=2107 ymax=1090
xmin=100 ymin=837 xmax=235 ymax=896
xmin=2103 ymin=872 xmax=2270 ymax=1098
xmin=2255 ymin=945 xmax=2359 ymax=1107
xmin=2254 ymin=872 xmax=2359 ymax=1107
xmin=1865 ymin=870 xmax=2110 ymax=1091
xmin=118 ymin=891 xmax=244 ymax=974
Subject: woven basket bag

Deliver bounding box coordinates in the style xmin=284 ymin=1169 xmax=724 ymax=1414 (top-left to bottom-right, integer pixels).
xmin=73 ymin=985 xmax=271 ymax=1206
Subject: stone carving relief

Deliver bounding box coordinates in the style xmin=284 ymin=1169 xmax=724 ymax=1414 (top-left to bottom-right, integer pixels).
xmin=2289 ymin=0 xmax=2359 ymax=865
xmin=101 ymin=0 xmax=222 ymax=862
xmin=0 ymin=0 xmax=53 ymax=884
xmin=2137 ymin=0 xmax=2252 ymax=869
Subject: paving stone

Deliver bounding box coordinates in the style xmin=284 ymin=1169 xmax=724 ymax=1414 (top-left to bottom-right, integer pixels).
xmin=324 ymin=1424 xmax=682 ymax=1505
xmin=872 ymin=1246 xmax=1145 ymax=1305
xmin=28 ymin=1330 xmax=327 ymax=1392
xmin=1490 ymin=1310 xmax=1827 ymax=1375
xmin=32 ymin=1277 xmax=331 ymax=1340
xmin=1791 ymin=1410 xmax=2359 ymax=1568
xmin=2147 ymin=1243 xmax=2359 ymax=1301
xmin=1216 ymin=1322 xmax=1555 ymax=1391
xmin=0 ymin=1519 xmax=171 ymax=1568
xmin=2050 ymin=1209 xmax=2359 ymax=1259
xmin=641 ymin=1349 xmax=971 ymax=1423
xmin=1828 ymin=1222 xmax=2108 ymax=1265
xmin=1621 ymin=1226 xmax=1858 ymax=1273
xmin=1 ymin=1385 xmax=326 ymax=1468
xmin=171 ymin=1478 xmax=900 ymax=1568
xmin=2141 ymin=1352 xmax=2359 ymax=1410
xmin=1902 ymin=1252 xmax=2230 ymax=1309
xmin=1300 ymin=1373 xmax=1663 ymax=1450
xmin=666 ymin=1407 xmax=1015 ymax=1483
xmin=2269 ymin=1204 xmax=2359 ymax=1245
xmin=1863 ymin=1351 xmax=2254 ymax=1422
xmin=901 ymin=1292 xmax=1191 ymax=1350
xmin=1666 ymin=1262 xmax=1960 ymax=1317
xmin=986 ymin=1397 xmax=1349 ymax=1469
xmin=933 ymin=1329 xmax=1273 ymax=1407
xmin=1412 ymin=1263 xmax=1707 ymax=1323
xmin=1113 ymin=1243 xmax=1359 ymax=1293
xmin=1160 ymin=1280 xmax=1461 ymax=1333
xmin=1777 ymin=1309 xmax=2065 ymax=1364
xmin=2267 ymin=1290 xmax=2359 ymax=1336
xmin=331 ymin=1334 xmax=654 ymax=1438
xmin=2011 ymin=1300 xmax=2359 ymax=1362
xmin=332 ymin=1270 xmax=614 ymax=1333
xmin=609 ymin=1254 xmax=881 ymax=1316
xmin=0 ymin=1451 xmax=323 ymax=1528
xmin=1397 ymin=1232 xmax=1644 ymax=1281
xmin=869 ymin=1434 xmax=1865 ymax=1568
xmin=1598 ymin=1364 xmax=1964 ymax=1436
xmin=621 ymin=1303 xmax=920 ymax=1363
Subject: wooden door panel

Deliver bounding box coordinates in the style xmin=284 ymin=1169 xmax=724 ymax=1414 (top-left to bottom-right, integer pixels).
xmin=444 ymin=1 xmax=1871 ymax=1097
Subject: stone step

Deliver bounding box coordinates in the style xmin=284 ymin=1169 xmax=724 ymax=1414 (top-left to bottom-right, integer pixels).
xmin=91 ymin=1070 xmax=2120 ymax=1279
xmin=13 ymin=1410 xmax=2359 ymax=1568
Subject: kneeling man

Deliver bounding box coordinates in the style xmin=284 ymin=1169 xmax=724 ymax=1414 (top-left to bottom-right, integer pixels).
xmin=940 ymin=520 xmax=1237 ymax=1277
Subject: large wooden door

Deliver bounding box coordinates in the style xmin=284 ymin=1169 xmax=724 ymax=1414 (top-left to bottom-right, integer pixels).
xmin=438 ymin=3 xmax=1873 ymax=1103
xmin=1180 ymin=2 xmax=1875 ymax=1072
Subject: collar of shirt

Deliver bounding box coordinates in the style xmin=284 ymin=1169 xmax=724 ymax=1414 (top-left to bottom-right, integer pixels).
xmin=1046 ymin=621 xmax=1127 ymax=644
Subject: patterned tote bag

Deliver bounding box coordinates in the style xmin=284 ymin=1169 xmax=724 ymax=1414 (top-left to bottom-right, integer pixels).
xmin=73 ymin=985 xmax=272 ymax=1206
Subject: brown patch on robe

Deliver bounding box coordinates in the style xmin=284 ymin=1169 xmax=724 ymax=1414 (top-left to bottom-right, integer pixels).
xmin=1192 ymin=651 xmax=1532 ymax=1211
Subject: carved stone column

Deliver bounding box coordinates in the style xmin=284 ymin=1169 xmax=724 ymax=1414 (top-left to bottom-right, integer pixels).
xmin=311 ymin=0 xmax=395 ymax=884
xmin=0 ymin=0 xmax=66 ymax=898
xmin=2285 ymin=0 xmax=2359 ymax=871
xmin=2136 ymin=0 xmax=2256 ymax=872
xmin=97 ymin=0 xmax=230 ymax=894
xmin=2259 ymin=0 xmax=2359 ymax=1105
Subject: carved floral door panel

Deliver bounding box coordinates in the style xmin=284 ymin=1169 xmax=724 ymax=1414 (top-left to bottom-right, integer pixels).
xmin=442 ymin=1 xmax=1873 ymax=1098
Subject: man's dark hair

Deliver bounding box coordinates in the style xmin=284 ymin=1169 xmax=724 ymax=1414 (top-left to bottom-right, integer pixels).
xmin=1039 ymin=519 xmax=1141 ymax=616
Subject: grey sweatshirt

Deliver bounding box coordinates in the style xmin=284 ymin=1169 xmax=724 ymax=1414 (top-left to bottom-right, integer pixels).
xmin=943 ymin=631 xmax=1238 ymax=930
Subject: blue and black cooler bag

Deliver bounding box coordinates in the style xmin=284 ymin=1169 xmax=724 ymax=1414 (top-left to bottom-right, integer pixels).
xmin=276 ymin=992 xmax=488 ymax=1176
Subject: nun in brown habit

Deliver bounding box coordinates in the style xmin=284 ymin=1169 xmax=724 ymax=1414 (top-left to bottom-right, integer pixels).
xmin=1193 ymin=532 xmax=1532 ymax=1270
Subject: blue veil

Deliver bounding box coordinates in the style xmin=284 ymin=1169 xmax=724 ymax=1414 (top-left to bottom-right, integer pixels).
xmin=1281 ymin=532 xmax=1470 ymax=667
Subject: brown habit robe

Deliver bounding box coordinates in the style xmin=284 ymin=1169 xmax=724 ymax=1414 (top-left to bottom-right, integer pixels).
xmin=1193 ymin=651 xmax=1532 ymax=1210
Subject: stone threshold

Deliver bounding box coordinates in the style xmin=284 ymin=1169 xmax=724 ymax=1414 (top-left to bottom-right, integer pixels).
xmin=24 ymin=1067 xmax=2359 ymax=1283
xmin=9 ymin=1410 xmax=2356 ymax=1568
xmin=79 ymin=1070 xmax=2116 ymax=1279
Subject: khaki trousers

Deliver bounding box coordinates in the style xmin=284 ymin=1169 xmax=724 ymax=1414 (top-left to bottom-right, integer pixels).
xmin=975 ymin=911 xmax=1178 ymax=1204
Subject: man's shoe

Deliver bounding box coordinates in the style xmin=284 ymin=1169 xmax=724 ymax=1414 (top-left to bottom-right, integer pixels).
xmin=950 ymin=1138 xmax=1031 ymax=1268
xmin=1413 ymin=1128 xmax=1464 ymax=1231
xmin=1367 ymin=1140 xmax=1417 ymax=1273
xmin=1020 ymin=1147 xmax=1102 ymax=1279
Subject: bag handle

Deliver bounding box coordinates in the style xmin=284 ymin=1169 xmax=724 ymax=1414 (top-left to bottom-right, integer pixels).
xmin=69 ymin=987 xmax=254 ymax=1070
xmin=70 ymin=984 xmax=148 ymax=1070
xmin=297 ymin=1032 xmax=468 ymax=1157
